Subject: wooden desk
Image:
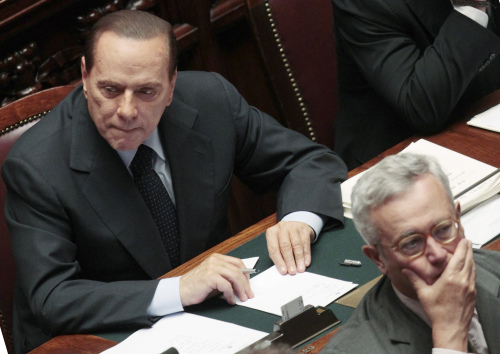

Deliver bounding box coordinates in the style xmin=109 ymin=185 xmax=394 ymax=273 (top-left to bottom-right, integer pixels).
xmin=30 ymin=90 xmax=500 ymax=353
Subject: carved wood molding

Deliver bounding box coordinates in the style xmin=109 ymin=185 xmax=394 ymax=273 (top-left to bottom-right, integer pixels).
xmin=0 ymin=0 xmax=202 ymax=106
xmin=211 ymin=0 xmax=245 ymax=30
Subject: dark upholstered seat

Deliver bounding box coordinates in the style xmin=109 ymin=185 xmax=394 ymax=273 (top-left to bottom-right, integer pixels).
xmin=0 ymin=85 xmax=75 ymax=354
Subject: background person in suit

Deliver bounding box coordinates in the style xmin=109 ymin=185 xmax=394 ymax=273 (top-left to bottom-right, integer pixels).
xmin=2 ymin=10 xmax=347 ymax=353
xmin=321 ymin=153 xmax=500 ymax=353
xmin=332 ymin=0 xmax=500 ymax=170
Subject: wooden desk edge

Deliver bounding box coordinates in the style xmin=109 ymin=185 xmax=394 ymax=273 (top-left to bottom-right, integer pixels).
xmin=160 ymin=213 xmax=277 ymax=278
xmin=28 ymin=213 xmax=278 ymax=353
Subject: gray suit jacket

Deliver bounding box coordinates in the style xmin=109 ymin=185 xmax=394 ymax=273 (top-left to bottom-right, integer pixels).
xmin=321 ymin=249 xmax=500 ymax=353
xmin=2 ymin=71 xmax=347 ymax=353
xmin=332 ymin=0 xmax=500 ymax=169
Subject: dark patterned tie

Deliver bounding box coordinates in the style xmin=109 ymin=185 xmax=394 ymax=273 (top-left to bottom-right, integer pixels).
xmin=130 ymin=144 xmax=181 ymax=268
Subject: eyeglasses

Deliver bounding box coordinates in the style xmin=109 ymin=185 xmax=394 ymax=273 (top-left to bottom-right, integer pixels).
xmin=375 ymin=218 xmax=460 ymax=259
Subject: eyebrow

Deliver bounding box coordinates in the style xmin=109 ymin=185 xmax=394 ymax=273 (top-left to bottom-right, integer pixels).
xmin=396 ymin=216 xmax=454 ymax=240
xmin=96 ymin=81 xmax=162 ymax=89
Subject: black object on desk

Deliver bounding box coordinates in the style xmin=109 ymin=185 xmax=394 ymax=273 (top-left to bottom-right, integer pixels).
xmin=237 ymin=304 xmax=340 ymax=353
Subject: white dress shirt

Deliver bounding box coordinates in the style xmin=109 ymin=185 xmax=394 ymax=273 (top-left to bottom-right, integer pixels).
xmin=454 ymin=2 xmax=489 ymax=28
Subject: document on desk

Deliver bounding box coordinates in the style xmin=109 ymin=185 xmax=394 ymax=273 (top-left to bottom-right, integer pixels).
xmin=234 ymin=266 xmax=357 ymax=316
xmin=341 ymin=139 xmax=500 ymax=218
xmin=461 ymin=194 xmax=500 ymax=248
xmin=467 ymin=104 xmax=500 ymax=133
xmin=401 ymin=140 xmax=500 ymax=213
xmin=100 ymin=312 xmax=267 ymax=354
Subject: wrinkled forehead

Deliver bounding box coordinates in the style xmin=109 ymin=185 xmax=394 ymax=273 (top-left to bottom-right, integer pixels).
xmin=369 ymin=175 xmax=456 ymax=241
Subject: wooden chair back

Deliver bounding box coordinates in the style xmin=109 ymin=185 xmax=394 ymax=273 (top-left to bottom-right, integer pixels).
xmin=244 ymin=0 xmax=338 ymax=149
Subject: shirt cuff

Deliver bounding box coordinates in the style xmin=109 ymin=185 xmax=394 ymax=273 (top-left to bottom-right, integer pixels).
xmin=147 ymin=277 xmax=184 ymax=316
xmin=432 ymin=348 xmax=469 ymax=354
xmin=281 ymin=211 xmax=325 ymax=243
xmin=454 ymin=6 xmax=489 ymax=27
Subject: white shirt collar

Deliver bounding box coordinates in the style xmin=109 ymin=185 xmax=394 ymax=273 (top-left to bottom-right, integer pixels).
xmin=392 ymin=283 xmax=432 ymax=326
xmin=116 ymin=128 xmax=165 ymax=171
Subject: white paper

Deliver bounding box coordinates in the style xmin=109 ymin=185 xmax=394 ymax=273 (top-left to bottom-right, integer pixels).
xmin=468 ymin=104 xmax=500 ymax=133
xmin=461 ymin=194 xmax=500 ymax=248
xmin=100 ymin=312 xmax=267 ymax=354
xmin=235 ymin=266 xmax=357 ymax=316
xmin=242 ymin=257 xmax=259 ymax=269
xmin=341 ymin=139 xmax=500 ymax=218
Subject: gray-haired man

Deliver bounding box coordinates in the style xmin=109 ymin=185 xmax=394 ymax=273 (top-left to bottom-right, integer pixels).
xmin=322 ymin=153 xmax=500 ymax=353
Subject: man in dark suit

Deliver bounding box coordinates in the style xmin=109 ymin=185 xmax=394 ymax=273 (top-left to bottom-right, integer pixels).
xmin=332 ymin=0 xmax=500 ymax=170
xmin=2 ymin=10 xmax=347 ymax=353
xmin=321 ymin=153 xmax=500 ymax=353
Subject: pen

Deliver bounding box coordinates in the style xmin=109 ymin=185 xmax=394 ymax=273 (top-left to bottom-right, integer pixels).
xmin=339 ymin=259 xmax=362 ymax=267
xmin=241 ymin=268 xmax=259 ymax=274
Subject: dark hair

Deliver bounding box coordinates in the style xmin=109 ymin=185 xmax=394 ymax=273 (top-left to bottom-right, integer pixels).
xmin=84 ymin=10 xmax=178 ymax=79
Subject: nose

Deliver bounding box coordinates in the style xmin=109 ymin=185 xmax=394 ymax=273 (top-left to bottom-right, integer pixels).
xmin=117 ymin=90 xmax=137 ymax=120
xmin=425 ymin=235 xmax=448 ymax=264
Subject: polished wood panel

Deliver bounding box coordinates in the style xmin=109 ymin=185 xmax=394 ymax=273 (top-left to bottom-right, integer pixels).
xmin=0 ymin=85 xmax=75 ymax=132
xmin=29 ymin=335 xmax=117 ymax=354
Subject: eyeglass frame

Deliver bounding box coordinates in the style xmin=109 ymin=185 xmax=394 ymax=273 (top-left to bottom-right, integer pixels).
xmin=374 ymin=217 xmax=461 ymax=259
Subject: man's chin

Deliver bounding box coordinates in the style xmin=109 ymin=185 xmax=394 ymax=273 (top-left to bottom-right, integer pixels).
xmin=107 ymin=138 xmax=142 ymax=151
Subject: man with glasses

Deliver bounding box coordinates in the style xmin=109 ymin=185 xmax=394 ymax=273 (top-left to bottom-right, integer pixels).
xmin=321 ymin=153 xmax=500 ymax=353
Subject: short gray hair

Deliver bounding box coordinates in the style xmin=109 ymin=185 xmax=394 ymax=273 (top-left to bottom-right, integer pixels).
xmin=351 ymin=153 xmax=453 ymax=244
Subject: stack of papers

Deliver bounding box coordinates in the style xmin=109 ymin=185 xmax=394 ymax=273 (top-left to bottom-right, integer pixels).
xmin=461 ymin=194 xmax=500 ymax=248
xmin=468 ymin=104 xmax=500 ymax=133
xmin=100 ymin=312 xmax=267 ymax=354
xmin=235 ymin=266 xmax=357 ymax=316
xmin=341 ymin=139 xmax=500 ymax=218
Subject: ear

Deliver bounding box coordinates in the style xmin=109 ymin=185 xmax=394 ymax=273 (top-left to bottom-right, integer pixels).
xmin=362 ymin=244 xmax=388 ymax=275
xmin=165 ymin=69 xmax=177 ymax=106
xmin=455 ymin=201 xmax=461 ymax=217
xmin=81 ymin=56 xmax=89 ymax=99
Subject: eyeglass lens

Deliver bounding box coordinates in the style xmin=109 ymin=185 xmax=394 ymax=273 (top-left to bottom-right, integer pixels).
xmin=398 ymin=219 xmax=457 ymax=256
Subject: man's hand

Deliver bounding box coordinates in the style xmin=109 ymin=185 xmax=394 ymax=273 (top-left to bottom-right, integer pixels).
xmin=179 ymin=254 xmax=254 ymax=307
xmin=266 ymin=221 xmax=315 ymax=275
xmin=402 ymin=238 xmax=476 ymax=352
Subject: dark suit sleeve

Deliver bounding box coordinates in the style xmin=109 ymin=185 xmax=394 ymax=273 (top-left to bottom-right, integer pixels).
xmin=333 ymin=0 xmax=500 ymax=134
xmin=3 ymin=156 xmax=159 ymax=343
xmin=212 ymin=73 xmax=348 ymax=229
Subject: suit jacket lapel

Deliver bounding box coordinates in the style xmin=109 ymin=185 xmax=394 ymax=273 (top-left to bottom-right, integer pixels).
xmin=476 ymin=265 xmax=500 ymax=352
xmin=406 ymin=0 xmax=452 ymax=37
xmin=69 ymin=102 xmax=171 ymax=279
xmin=159 ymin=99 xmax=215 ymax=261
xmin=379 ymin=279 xmax=433 ymax=350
